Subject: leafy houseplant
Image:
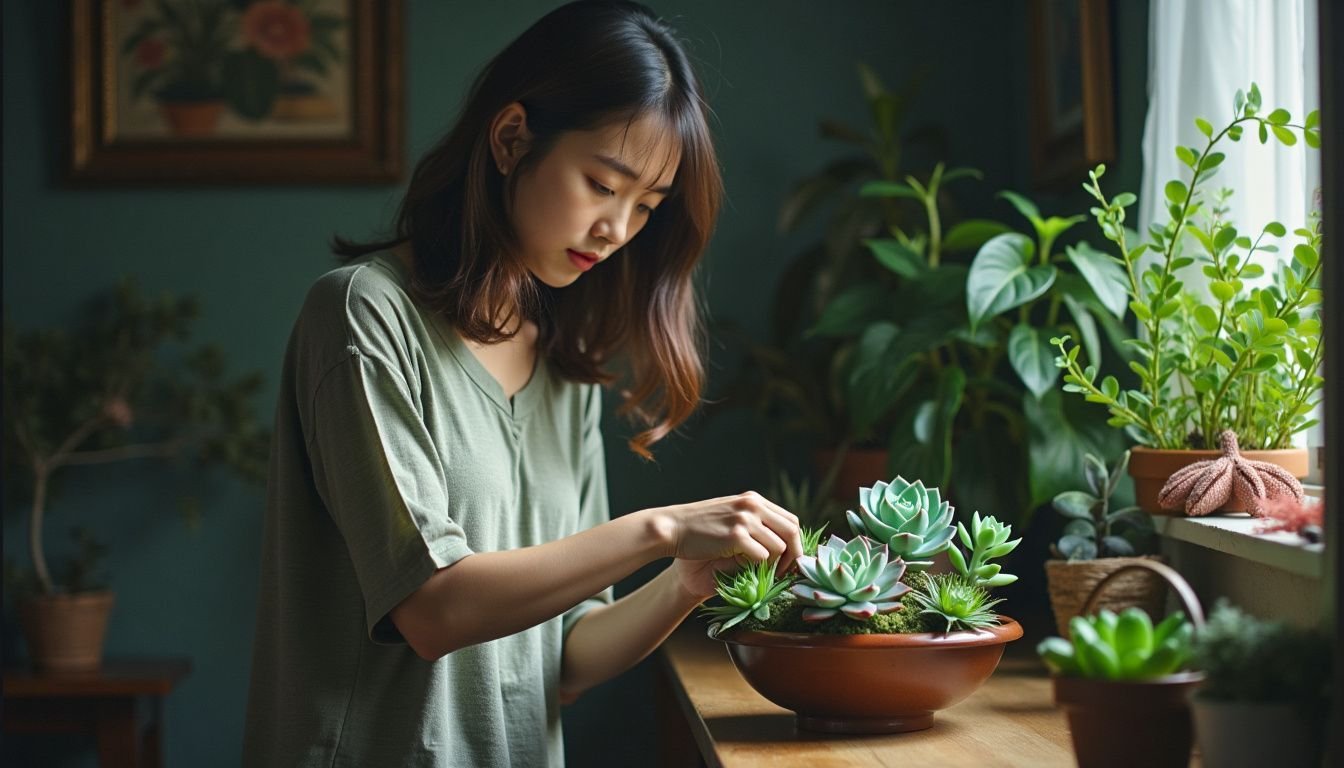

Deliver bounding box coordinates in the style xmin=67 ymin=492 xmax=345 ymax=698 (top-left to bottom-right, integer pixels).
xmin=1051 ymin=84 xmax=1322 ymax=512
xmin=3 ymin=280 xmax=270 ymax=670
xmin=1044 ymin=451 xmax=1164 ymax=636
xmin=1189 ymin=601 xmax=1331 ymax=768
xmin=703 ymin=475 xmax=1023 ymax=733
xmin=1037 ymin=560 xmax=1206 ymax=768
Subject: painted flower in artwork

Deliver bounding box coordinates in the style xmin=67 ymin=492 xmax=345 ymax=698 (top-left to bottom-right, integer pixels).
xmin=241 ymin=1 xmax=312 ymax=60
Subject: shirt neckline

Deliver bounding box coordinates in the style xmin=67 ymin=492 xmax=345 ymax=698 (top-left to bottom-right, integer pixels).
xmin=372 ymin=251 xmax=547 ymax=421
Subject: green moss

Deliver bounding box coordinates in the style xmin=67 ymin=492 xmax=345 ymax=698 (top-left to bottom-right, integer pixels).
xmin=739 ymin=570 xmax=937 ymax=635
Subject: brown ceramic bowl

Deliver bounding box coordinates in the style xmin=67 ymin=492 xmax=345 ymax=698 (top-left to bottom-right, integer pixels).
xmin=715 ymin=618 xmax=1023 ymax=733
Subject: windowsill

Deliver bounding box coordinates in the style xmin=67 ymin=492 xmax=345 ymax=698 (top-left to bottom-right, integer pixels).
xmin=1150 ymin=484 xmax=1324 ymax=579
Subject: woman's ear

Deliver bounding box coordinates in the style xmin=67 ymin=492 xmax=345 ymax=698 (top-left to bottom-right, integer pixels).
xmin=489 ymin=102 xmax=532 ymax=176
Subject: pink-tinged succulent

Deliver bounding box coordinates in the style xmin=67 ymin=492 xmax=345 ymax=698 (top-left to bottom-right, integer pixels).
xmin=790 ymin=535 xmax=910 ymax=622
xmin=1158 ymin=430 xmax=1303 ymax=516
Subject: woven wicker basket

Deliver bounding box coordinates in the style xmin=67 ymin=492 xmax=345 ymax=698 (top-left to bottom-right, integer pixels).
xmin=1044 ymin=555 xmax=1168 ymax=638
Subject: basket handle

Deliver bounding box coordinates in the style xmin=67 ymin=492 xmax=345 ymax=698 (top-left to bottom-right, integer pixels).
xmin=1080 ymin=559 xmax=1206 ymax=630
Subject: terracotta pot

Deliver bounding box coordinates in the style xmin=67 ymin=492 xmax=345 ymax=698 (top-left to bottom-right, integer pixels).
xmin=158 ymin=100 xmax=225 ymax=137
xmin=1128 ymin=446 xmax=1309 ymax=515
xmin=1044 ymin=556 xmax=1168 ymax=638
xmin=812 ymin=448 xmax=889 ymax=504
xmin=1054 ymin=672 xmax=1204 ymax=768
xmin=1191 ymin=697 xmax=1326 ymax=768
xmin=19 ymin=591 xmax=115 ymax=671
xmin=715 ymin=618 xmax=1022 ymax=733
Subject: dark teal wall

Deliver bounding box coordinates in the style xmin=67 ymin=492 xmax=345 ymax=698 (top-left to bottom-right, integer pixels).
xmin=2 ymin=1 xmax=1145 ymax=765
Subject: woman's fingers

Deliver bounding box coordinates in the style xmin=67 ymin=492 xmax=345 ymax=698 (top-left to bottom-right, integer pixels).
xmin=734 ymin=491 xmax=802 ymax=571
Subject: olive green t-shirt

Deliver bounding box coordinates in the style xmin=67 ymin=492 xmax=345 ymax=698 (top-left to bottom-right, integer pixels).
xmin=243 ymin=253 xmax=613 ymax=767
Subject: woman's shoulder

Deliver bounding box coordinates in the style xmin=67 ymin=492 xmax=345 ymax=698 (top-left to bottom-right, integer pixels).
xmin=289 ymin=252 xmax=428 ymax=363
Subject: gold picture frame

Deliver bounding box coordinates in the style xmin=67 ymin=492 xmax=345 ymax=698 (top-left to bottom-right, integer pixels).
xmin=69 ymin=0 xmax=402 ymax=184
xmin=1028 ymin=0 xmax=1115 ymax=189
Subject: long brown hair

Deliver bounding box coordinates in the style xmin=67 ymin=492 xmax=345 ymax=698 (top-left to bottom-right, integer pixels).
xmin=333 ymin=1 xmax=721 ymax=458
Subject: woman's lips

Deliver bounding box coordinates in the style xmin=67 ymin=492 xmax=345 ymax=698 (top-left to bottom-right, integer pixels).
xmin=567 ymin=249 xmax=599 ymax=271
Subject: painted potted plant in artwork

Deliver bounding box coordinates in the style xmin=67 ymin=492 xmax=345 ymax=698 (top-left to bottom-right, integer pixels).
xmin=1189 ymin=600 xmax=1331 ymax=768
xmin=1045 ymin=450 xmax=1165 ymax=637
xmin=120 ymin=0 xmax=347 ymax=134
xmin=702 ymin=475 xmax=1023 ymax=734
xmin=1051 ymin=83 xmax=1322 ymax=515
xmin=1037 ymin=560 xmax=1205 ymax=767
xmin=2 ymin=281 xmax=269 ymax=671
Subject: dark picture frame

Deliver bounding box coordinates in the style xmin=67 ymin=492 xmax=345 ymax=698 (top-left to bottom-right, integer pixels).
xmin=69 ymin=0 xmax=402 ymax=184
xmin=1028 ymin=0 xmax=1115 ymax=189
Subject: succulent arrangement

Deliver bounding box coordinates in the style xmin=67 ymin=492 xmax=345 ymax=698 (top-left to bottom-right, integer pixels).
xmin=1037 ymin=608 xmax=1195 ymax=680
xmin=703 ymin=475 xmax=1018 ymax=637
xmin=1051 ymin=450 xmax=1154 ymax=560
xmin=1051 ymin=83 xmax=1323 ymax=450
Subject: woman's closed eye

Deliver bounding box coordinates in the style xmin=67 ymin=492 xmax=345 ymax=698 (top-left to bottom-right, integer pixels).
xmin=589 ymin=178 xmax=656 ymax=215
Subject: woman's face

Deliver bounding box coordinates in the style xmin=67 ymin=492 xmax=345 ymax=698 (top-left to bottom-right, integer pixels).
xmin=507 ymin=114 xmax=680 ymax=288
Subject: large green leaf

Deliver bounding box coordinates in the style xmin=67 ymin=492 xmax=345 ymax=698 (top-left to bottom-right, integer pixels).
xmin=966 ymin=233 xmax=1056 ymax=331
xmin=1008 ymin=324 xmax=1061 ymax=399
xmin=1054 ymin=273 xmax=1134 ymax=363
xmin=865 ymin=239 xmax=924 ymax=278
xmin=846 ymin=316 xmax=951 ymax=434
xmin=888 ymin=365 xmax=965 ymax=488
xmin=1024 ymin=390 xmax=1127 ymax=507
xmin=808 ymin=285 xmax=888 ymax=338
xmin=942 ymin=219 xmax=1014 ymax=253
xmin=1066 ymin=242 xmax=1130 ymax=320
xmin=1060 ymin=292 xmax=1102 ymax=367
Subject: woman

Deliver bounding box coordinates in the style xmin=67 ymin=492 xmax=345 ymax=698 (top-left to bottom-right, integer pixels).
xmin=243 ymin=2 xmax=800 ymax=765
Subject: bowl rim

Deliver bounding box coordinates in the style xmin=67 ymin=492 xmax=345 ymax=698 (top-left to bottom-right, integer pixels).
xmin=712 ymin=616 xmax=1023 ymax=649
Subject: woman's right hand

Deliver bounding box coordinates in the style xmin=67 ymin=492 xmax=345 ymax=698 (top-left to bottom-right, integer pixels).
xmin=646 ymin=491 xmax=803 ymax=591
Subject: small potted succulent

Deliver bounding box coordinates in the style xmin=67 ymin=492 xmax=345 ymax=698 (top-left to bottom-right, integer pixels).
xmin=1189 ymin=601 xmax=1331 ymax=768
xmin=703 ymin=475 xmax=1022 ymax=734
xmin=1045 ymin=450 xmax=1164 ymax=637
xmin=1037 ymin=560 xmax=1205 ymax=768
xmin=1051 ymin=84 xmax=1322 ymax=514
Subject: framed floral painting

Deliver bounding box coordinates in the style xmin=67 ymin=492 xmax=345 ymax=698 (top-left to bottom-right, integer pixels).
xmin=70 ymin=0 xmax=402 ymax=183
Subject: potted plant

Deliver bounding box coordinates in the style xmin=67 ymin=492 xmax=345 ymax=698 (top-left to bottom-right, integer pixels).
xmin=2 ymin=280 xmax=269 ymax=670
xmin=1051 ymin=83 xmax=1323 ymax=514
xmin=703 ymin=475 xmax=1023 ymax=733
xmin=1189 ymin=600 xmax=1331 ymax=768
xmin=1037 ymin=560 xmax=1205 ymax=768
xmin=1045 ymin=450 xmax=1164 ymax=637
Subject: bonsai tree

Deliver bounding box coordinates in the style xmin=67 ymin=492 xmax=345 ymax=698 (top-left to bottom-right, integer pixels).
xmin=702 ymin=474 xmax=1019 ymax=637
xmin=3 ymin=279 xmax=271 ymax=596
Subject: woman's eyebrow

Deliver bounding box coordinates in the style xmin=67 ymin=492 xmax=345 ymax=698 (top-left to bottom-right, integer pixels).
xmin=592 ymin=154 xmax=673 ymax=194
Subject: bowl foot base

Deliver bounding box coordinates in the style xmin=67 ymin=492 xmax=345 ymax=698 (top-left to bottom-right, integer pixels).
xmin=796 ymin=712 xmax=934 ymax=734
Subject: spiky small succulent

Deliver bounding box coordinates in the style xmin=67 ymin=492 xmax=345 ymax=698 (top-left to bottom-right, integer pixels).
xmin=948 ymin=511 xmax=1021 ymax=588
xmin=791 ymin=535 xmax=910 ymax=622
xmin=846 ymin=476 xmax=956 ymax=571
xmin=700 ymin=559 xmax=792 ymax=634
xmin=911 ymin=573 xmax=1003 ymax=632
xmin=801 ymin=524 xmax=826 ymax=557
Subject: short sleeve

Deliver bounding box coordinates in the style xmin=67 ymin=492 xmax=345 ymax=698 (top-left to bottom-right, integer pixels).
xmin=561 ymin=384 xmax=614 ymax=641
xmin=307 ymin=348 xmax=475 ymax=643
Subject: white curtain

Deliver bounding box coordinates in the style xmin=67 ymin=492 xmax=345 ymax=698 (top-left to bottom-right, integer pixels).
xmin=1140 ymin=0 xmax=1322 ymax=458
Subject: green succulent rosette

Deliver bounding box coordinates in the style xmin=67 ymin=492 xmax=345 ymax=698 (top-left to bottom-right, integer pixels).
xmin=846 ymin=476 xmax=957 ymax=570
xmin=791 ymin=535 xmax=911 ymax=622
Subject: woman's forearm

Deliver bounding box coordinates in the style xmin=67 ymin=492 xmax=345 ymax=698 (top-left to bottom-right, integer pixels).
xmin=391 ymin=508 xmax=674 ymax=659
xmin=558 ymin=564 xmax=703 ymax=700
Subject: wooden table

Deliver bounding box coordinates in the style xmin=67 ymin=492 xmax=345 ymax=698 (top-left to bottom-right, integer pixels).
xmin=3 ymin=658 xmax=191 ymax=768
xmin=656 ymin=620 xmax=1077 ymax=768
